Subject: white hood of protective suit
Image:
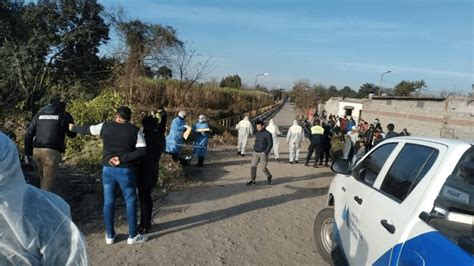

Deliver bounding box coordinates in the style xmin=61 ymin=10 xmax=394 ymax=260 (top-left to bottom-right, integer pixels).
xmin=266 ymin=119 xmax=276 ymax=134
xmin=289 ymin=120 xmax=303 ymax=134
xmin=0 ymin=132 xmax=88 ymax=265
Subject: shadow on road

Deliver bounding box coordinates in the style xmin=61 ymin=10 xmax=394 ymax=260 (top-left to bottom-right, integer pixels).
xmin=149 ymin=184 xmax=329 ymax=240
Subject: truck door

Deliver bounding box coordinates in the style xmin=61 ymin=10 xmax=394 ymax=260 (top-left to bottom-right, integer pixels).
xmin=358 ymin=142 xmax=446 ymax=265
xmin=337 ymin=142 xmax=398 ymax=265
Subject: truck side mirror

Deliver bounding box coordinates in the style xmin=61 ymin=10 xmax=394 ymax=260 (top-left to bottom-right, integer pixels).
xmin=331 ymin=159 xmax=352 ymax=175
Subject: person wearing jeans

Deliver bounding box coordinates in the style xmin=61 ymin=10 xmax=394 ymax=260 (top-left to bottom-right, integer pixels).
xmin=247 ymin=120 xmax=273 ymax=185
xmin=71 ymin=106 xmax=148 ymax=245
xmin=103 ymin=167 xmax=138 ymax=239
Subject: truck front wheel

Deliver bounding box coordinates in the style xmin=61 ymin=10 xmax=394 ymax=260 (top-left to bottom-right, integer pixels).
xmin=314 ymin=207 xmax=342 ymax=264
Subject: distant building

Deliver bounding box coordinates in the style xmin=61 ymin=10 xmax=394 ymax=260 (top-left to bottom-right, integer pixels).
xmin=324 ymin=96 xmax=474 ymax=140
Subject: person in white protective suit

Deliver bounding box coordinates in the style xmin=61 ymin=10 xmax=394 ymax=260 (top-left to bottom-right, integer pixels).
xmin=0 ymin=131 xmax=88 ymax=265
xmin=266 ymin=119 xmax=282 ymax=162
xmin=235 ymin=116 xmax=253 ymax=156
xmin=286 ymin=120 xmax=305 ymax=164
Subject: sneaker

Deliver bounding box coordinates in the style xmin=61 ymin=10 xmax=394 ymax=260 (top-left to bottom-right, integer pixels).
xmin=267 ymin=175 xmax=273 ymax=185
xmin=313 ymin=164 xmax=318 ymax=168
xmin=105 ymin=235 xmax=116 ymax=245
xmin=240 ymin=154 xmax=245 ymax=157
xmin=295 ymin=161 xmax=299 ymax=164
xmin=289 ymin=161 xmax=295 ymax=164
xmin=276 ymin=158 xmax=280 ymax=162
xmin=237 ymin=152 xmax=241 ymax=155
xmin=246 ymin=180 xmax=256 ymax=185
xmin=127 ymin=234 xmax=148 ymax=245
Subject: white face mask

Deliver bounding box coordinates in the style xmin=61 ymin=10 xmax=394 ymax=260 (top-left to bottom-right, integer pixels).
xmin=199 ymin=119 xmax=205 ymax=123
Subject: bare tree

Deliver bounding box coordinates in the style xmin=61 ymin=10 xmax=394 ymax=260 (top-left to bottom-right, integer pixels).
xmin=168 ymin=43 xmax=214 ymax=107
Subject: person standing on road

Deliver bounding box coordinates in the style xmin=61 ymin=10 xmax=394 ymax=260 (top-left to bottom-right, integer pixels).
xmin=385 ymin=123 xmax=399 ymax=139
xmin=70 ymin=106 xmax=148 ymax=245
xmin=0 ymin=132 xmax=88 ymax=265
xmin=266 ymin=119 xmax=281 ymax=162
xmin=136 ymin=109 xmax=167 ymax=234
xmin=236 ymin=116 xmax=253 ymax=156
xmin=286 ymin=120 xmax=304 ymax=164
xmin=400 ymin=128 xmax=410 ymax=136
xmin=318 ymin=122 xmax=333 ymax=167
xmin=247 ymin=120 xmax=273 ymax=185
xmin=192 ymin=115 xmax=210 ymax=167
xmin=305 ymin=119 xmax=325 ymax=168
xmin=24 ymin=99 xmax=77 ymax=193
xmin=343 ymin=133 xmax=354 ymax=160
xmin=165 ymin=111 xmax=189 ymax=161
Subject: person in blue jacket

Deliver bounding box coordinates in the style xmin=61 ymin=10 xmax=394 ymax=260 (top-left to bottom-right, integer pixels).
xmin=192 ymin=115 xmax=210 ymax=167
xmin=165 ymin=111 xmax=188 ymax=161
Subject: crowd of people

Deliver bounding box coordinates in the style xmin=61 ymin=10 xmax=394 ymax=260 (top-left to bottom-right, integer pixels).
xmin=1 ymin=98 xmax=410 ymax=264
xmin=235 ymin=112 xmax=410 ymax=185
xmin=2 ymin=99 xmax=213 ymax=264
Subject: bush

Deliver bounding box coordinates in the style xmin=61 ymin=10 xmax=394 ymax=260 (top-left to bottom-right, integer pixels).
xmin=66 ymin=90 xmax=122 ymax=161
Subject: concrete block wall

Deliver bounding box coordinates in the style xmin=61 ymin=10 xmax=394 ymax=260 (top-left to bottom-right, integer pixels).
xmin=358 ymin=96 xmax=474 ymax=140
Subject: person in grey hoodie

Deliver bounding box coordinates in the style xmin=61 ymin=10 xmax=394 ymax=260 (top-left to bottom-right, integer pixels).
xmin=247 ymin=120 xmax=273 ymax=185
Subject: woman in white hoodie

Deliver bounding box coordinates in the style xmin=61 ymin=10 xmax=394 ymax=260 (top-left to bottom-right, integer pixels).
xmin=266 ymin=119 xmax=282 ymax=162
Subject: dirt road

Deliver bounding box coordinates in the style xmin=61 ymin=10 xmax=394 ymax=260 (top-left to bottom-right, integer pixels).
xmin=86 ymin=103 xmax=333 ymax=265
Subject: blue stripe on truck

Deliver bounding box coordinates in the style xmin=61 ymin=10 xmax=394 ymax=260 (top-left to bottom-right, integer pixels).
xmin=374 ymin=231 xmax=473 ymax=266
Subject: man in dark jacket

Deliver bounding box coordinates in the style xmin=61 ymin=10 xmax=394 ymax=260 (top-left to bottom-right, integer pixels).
xmin=70 ymin=106 xmax=148 ymax=245
xmin=306 ymin=119 xmax=325 ymax=168
xmin=24 ymin=99 xmax=76 ymax=192
xmin=136 ymin=108 xmax=167 ymax=234
xmin=318 ymin=122 xmax=333 ymax=167
xmin=385 ymin=123 xmax=399 ymax=139
xmin=247 ymin=120 xmax=273 ymax=185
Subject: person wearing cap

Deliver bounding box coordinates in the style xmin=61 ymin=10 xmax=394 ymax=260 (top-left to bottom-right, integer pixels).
xmin=24 ymin=99 xmax=77 ymax=192
xmin=70 ymin=106 xmax=148 ymax=245
xmin=136 ymin=108 xmax=167 ymax=234
xmin=192 ymin=115 xmax=210 ymax=167
xmin=305 ymin=119 xmax=325 ymax=168
xmin=165 ymin=111 xmax=189 ymax=161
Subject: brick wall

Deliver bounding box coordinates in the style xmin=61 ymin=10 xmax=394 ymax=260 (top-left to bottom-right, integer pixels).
xmin=358 ymin=96 xmax=474 ymax=140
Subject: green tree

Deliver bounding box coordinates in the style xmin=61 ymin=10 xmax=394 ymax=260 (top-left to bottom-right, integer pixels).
xmin=0 ymin=0 xmax=110 ymax=113
xmin=219 ymin=74 xmax=242 ymax=88
xmin=339 ymin=86 xmax=357 ymax=98
xmin=157 ymin=66 xmax=172 ymax=79
xmin=393 ymin=80 xmax=427 ymax=96
xmin=358 ymin=83 xmax=380 ymax=98
xmin=327 ymin=85 xmax=339 ymax=97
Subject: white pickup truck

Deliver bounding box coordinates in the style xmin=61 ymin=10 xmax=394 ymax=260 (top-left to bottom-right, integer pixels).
xmin=314 ymin=137 xmax=473 ymax=265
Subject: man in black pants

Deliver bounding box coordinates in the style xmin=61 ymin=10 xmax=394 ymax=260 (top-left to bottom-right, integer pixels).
xmin=319 ymin=122 xmax=333 ymax=167
xmin=137 ymin=109 xmax=167 ymax=234
xmin=305 ymin=119 xmax=325 ymax=168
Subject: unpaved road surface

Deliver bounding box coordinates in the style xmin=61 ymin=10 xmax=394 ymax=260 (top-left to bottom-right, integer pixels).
xmin=86 ymin=103 xmax=333 ymax=265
